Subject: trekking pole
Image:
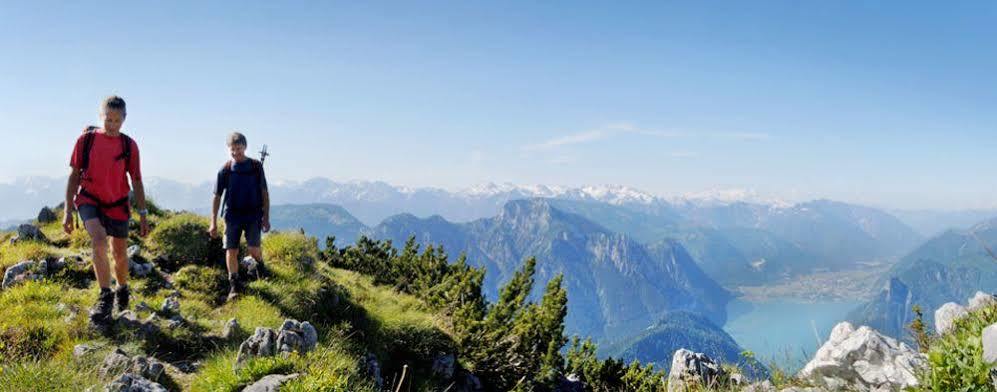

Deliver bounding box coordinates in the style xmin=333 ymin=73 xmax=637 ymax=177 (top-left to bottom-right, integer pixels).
xmin=259 ymin=144 xmax=269 ymax=164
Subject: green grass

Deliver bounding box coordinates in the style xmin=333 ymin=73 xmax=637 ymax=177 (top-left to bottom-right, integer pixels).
xmin=914 ymin=303 xmax=997 ymax=391
xmin=0 ymin=360 xmax=101 ymax=391
xmin=0 ymin=240 xmax=57 ymax=271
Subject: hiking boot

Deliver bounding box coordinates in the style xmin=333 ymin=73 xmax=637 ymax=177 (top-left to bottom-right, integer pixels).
xmin=226 ymin=275 xmax=242 ymax=302
xmin=114 ymin=285 xmax=130 ymax=313
xmin=89 ymin=288 xmax=114 ymax=326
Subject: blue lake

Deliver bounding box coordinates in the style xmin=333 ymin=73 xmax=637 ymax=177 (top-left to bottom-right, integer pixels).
xmin=723 ymin=298 xmax=862 ymax=372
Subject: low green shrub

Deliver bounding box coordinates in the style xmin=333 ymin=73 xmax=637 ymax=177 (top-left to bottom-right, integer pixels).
xmin=174 ymin=265 xmax=226 ymax=303
xmin=146 ymin=213 xmax=223 ymax=270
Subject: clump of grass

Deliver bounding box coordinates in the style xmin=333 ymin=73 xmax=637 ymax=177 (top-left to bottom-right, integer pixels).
xmin=211 ymin=296 xmax=286 ymax=342
xmin=0 ymin=360 xmax=100 ymax=392
xmin=146 ymin=213 xmax=223 ymax=270
xmin=174 ymin=265 xmax=227 ymax=304
xmin=0 ymin=281 xmax=95 ymax=361
xmin=0 ymin=240 xmax=55 ymax=271
xmin=191 ymin=343 xmax=366 ymax=392
xmin=263 ymin=231 xmax=319 ymax=273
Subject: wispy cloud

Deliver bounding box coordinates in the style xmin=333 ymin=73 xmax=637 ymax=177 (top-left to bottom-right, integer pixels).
xmin=522 ymin=130 xmax=609 ymax=151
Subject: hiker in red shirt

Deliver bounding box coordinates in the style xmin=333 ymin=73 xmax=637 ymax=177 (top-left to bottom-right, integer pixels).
xmin=62 ymin=96 xmax=150 ymax=328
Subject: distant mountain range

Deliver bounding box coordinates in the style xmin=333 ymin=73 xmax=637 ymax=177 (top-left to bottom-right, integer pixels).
xmin=849 ymin=217 xmax=997 ymax=338
xmin=6 ymin=176 xmax=950 ymax=287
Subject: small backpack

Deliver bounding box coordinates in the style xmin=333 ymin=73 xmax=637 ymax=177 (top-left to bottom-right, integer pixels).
xmin=220 ymin=159 xmax=265 ymax=218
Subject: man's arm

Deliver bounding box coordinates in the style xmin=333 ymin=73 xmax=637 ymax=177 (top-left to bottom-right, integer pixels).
xmin=211 ymin=195 xmax=221 ymax=230
xmin=63 ymin=167 xmax=81 ymax=234
xmin=131 ymin=176 xmax=150 ymax=237
xmin=127 ymin=141 xmax=150 ymax=237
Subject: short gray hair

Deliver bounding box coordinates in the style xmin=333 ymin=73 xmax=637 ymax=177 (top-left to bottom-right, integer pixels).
xmin=101 ymin=95 xmax=126 ymax=115
xmin=228 ymin=132 xmax=247 ymax=147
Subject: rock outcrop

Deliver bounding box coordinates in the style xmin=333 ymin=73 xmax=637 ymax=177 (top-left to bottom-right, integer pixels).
xmin=666 ymin=349 xmax=729 ymax=392
xmin=105 ymin=373 xmax=168 ymax=392
xmin=2 ymin=257 xmax=67 ymax=289
xmin=243 ymin=373 xmax=300 ymax=392
xmin=798 ymin=322 xmax=924 ymax=390
xmin=934 ymin=302 xmax=969 ymax=335
xmin=11 ymin=223 xmax=47 ymax=244
xmin=37 ymin=206 xmax=57 ymax=223
xmin=236 ymin=319 xmax=318 ymax=367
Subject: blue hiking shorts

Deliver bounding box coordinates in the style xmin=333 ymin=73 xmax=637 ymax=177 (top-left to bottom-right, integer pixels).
xmin=224 ymin=219 xmax=262 ymax=250
xmin=78 ymin=204 xmax=129 ymax=239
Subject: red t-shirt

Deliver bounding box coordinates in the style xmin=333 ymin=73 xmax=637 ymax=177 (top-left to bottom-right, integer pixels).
xmin=69 ymin=129 xmax=141 ymax=220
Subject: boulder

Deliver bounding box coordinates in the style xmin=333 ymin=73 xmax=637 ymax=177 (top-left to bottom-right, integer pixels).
xmin=105 ymin=373 xmax=168 ymax=392
xmin=13 ymin=224 xmax=47 ymax=243
xmin=300 ymin=321 xmax=318 ymax=352
xmin=742 ymin=380 xmax=776 ymax=392
xmin=240 ymin=256 xmax=263 ymax=279
xmin=983 ymin=323 xmax=997 ymax=363
xmin=99 ymin=348 xmax=166 ymax=383
xmin=969 ymin=291 xmax=997 ymax=312
xmin=74 ymin=343 xmax=96 ymax=358
xmin=666 ymin=349 xmax=728 ymax=392
xmin=236 ymin=327 xmax=278 ymax=365
xmin=37 ymin=207 xmax=57 ymax=223
xmin=100 ymin=349 xmax=133 ymax=378
xmin=273 ymin=319 xmax=317 ymax=355
xmin=161 ymin=296 xmax=181 ymax=314
xmin=798 ymin=322 xmax=924 ymax=390
xmin=2 ymin=260 xmax=41 ymax=289
xmin=934 ymin=302 xmax=969 ymax=335
xmin=243 ymin=373 xmax=300 ymax=392
xmin=221 ymin=318 xmax=241 ymax=341
xmin=130 ymin=261 xmax=154 ymax=277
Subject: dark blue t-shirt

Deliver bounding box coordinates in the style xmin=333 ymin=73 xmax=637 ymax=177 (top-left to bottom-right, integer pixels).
xmin=215 ymin=158 xmax=267 ymax=223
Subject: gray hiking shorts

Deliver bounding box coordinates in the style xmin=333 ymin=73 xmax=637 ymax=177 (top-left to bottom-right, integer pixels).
xmin=224 ymin=219 xmax=262 ymax=250
xmin=78 ymin=204 xmax=129 ymax=239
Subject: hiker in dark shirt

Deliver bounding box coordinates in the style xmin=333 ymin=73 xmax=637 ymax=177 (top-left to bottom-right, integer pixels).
xmin=208 ymin=132 xmax=270 ymax=301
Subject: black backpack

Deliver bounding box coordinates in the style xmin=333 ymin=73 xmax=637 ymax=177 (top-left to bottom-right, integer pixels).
xmin=220 ymin=159 xmax=265 ymax=218
xmin=77 ymin=126 xmax=133 ymax=211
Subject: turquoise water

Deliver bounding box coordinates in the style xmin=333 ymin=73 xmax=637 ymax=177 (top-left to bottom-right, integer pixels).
xmin=723 ymin=298 xmax=862 ymax=372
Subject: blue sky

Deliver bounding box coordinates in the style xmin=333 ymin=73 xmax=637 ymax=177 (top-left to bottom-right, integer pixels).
xmin=1 ymin=1 xmax=995 ymax=210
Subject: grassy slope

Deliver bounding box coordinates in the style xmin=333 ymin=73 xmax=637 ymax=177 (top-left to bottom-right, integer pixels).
xmin=0 ymin=209 xmax=455 ymax=391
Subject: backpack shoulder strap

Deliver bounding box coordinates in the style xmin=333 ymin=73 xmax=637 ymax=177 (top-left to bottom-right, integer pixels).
xmin=116 ymin=133 xmax=132 ymax=162
xmin=80 ymin=127 xmax=98 ymax=174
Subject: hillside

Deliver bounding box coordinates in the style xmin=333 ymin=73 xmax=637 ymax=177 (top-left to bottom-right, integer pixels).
xmin=269 ymin=203 xmax=366 ymax=247
xmin=849 ymin=217 xmax=997 ymax=338
xmin=370 ymin=198 xmax=731 ymax=342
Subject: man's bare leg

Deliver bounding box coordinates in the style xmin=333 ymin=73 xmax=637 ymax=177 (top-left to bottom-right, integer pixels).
xmin=226 ymin=249 xmax=240 ymax=276
xmin=85 ymin=219 xmax=111 ymax=288
xmin=226 ymin=248 xmax=241 ymax=301
xmin=110 ymin=237 xmax=131 ymax=313
xmin=110 ymin=237 xmax=129 ymax=287
xmin=248 ymin=246 xmax=263 ymax=263
xmin=84 ymin=219 xmax=115 ymax=324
